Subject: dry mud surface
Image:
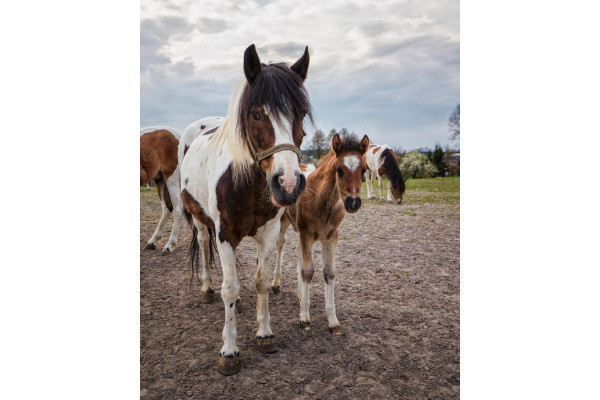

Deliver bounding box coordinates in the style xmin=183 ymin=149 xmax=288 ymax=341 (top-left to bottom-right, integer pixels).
xmin=140 ymin=191 xmax=459 ymax=399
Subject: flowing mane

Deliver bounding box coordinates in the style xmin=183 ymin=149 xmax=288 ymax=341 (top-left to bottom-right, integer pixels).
xmin=380 ymin=148 xmax=405 ymax=194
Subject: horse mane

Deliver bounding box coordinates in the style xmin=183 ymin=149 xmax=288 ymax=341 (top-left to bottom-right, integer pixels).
xmin=380 ymin=148 xmax=405 ymax=194
xmin=211 ymin=62 xmax=314 ymax=185
xmin=239 ymin=63 xmax=313 ymax=145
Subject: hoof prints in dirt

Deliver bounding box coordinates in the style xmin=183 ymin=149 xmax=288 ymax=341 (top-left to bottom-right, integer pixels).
xmin=141 ymin=191 xmax=459 ymax=399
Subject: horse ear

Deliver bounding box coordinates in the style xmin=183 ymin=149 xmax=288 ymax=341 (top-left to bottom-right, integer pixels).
xmin=291 ymin=46 xmax=309 ymax=81
xmin=331 ymin=133 xmax=342 ymax=155
xmin=359 ymin=135 xmax=370 ymax=154
xmin=244 ymin=44 xmax=262 ymax=85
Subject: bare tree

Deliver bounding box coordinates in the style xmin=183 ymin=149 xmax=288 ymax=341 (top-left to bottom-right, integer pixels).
xmin=448 ymin=103 xmax=460 ymax=142
xmin=309 ymin=129 xmax=327 ymax=160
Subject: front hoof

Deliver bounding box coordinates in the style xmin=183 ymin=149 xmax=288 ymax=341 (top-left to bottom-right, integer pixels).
xmin=216 ymin=354 xmax=241 ymax=376
xmin=256 ymin=336 xmax=278 ymax=353
xmin=199 ymin=289 xmax=215 ymax=304
xmin=235 ymin=298 xmax=244 ymax=314
xmin=329 ymin=325 xmax=343 ymax=335
xmin=269 ymin=286 xmax=280 ymax=295
xmin=299 ymin=320 xmax=311 ymax=330
xmin=160 ymin=248 xmax=173 ymax=256
xmin=387 ymin=199 xmax=392 ymax=203
xmin=144 ymin=243 xmax=156 ymax=250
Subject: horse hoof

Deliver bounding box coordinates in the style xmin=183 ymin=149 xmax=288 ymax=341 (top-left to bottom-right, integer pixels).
xmin=256 ymin=336 xmax=278 ymax=353
xmin=329 ymin=325 xmax=343 ymax=335
xmin=269 ymin=286 xmax=280 ymax=295
xmin=199 ymin=289 xmax=214 ymax=304
xmin=235 ymin=298 xmax=243 ymax=314
xmin=160 ymin=248 xmax=172 ymax=256
xmin=144 ymin=243 xmax=156 ymax=250
xmin=299 ymin=321 xmax=311 ymax=330
xmin=216 ymin=355 xmax=241 ymax=376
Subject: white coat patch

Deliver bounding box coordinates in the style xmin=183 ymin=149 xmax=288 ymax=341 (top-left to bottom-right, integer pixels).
xmin=343 ymin=155 xmax=360 ymax=171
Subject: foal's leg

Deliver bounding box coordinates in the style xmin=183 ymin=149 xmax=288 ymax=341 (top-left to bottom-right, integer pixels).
xmin=162 ymin=172 xmax=183 ymax=254
xmin=297 ymin=232 xmax=315 ymax=329
xmin=145 ymin=181 xmax=171 ymax=250
xmin=216 ymin=239 xmax=241 ymax=376
xmin=253 ymin=216 xmax=281 ymax=353
xmin=271 ymin=215 xmax=291 ymax=294
xmin=322 ymin=231 xmax=342 ymax=334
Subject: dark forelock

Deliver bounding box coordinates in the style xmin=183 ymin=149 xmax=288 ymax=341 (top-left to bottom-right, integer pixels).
xmin=239 ymin=63 xmax=313 ymax=133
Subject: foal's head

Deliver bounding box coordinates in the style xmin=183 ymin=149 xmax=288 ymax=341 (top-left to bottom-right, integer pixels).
xmin=331 ymin=134 xmax=370 ymax=213
xmin=239 ymin=44 xmax=312 ymax=207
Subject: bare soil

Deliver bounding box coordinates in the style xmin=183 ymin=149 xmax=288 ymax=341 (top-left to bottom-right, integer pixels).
xmin=140 ymin=190 xmax=459 ymax=399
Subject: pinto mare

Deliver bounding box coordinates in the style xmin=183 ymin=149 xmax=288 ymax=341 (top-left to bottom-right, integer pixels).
xmin=364 ymin=144 xmax=406 ymax=204
xmin=272 ymin=134 xmax=370 ymax=334
xmin=140 ymin=126 xmax=185 ymax=254
xmin=179 ymin=44 xmax=312 ymax=375
xmin=177 ymin=117 xmax=225 ymax=286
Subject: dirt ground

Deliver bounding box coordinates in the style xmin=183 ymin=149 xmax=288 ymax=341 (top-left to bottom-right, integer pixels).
xmin=140 ymin=189 xmax=459 ymax=399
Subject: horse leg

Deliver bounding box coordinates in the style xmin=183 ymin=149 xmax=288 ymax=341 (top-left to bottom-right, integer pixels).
xmin=253 ymin=216 xmax=281 ymax=353
xmin=216 ymin=239 xmax=241 ymax=376
xmin=162 ymin=171 xmax=183 ymax=254
xmin=378 ymin=174 xmax=384 ymax=201
xmin=365 ymin=169 xmax=372 ymax=199
xmin=197 ymin=223 xmax=214 ymax=303
xmin=297 ymin=232 xmax=315 ymax=329
xmin=145 ymin=180 xmax=171 ymax=250
xmin=386 ymin=179 xmax=393 ymax=202
xmin=271 ymin=215 xmax=291 ymax=294
xmin=369 ymin=170 xmax=376 ymax=199
xmin=322 ymin=231 xmax=342 ymax=334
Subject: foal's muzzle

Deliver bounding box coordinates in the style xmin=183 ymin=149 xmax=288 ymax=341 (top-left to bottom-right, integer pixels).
xmin=344 ymin=196 xmax=361 ymax=213
xmin=269 ymin=170 xmax=306 ymax=207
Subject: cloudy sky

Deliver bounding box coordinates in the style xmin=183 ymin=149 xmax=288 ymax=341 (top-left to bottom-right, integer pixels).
xmin=141 ymin=0 xmax=459 ymax=150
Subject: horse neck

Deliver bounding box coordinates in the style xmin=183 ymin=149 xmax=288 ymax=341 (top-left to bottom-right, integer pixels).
xmin=310 ymin=152 xmax=342 ymax=207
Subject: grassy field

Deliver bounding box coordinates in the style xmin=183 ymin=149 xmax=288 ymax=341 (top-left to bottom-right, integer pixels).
xmin=141 ymin=176 xmax=460 ymax=206
xmin=361 ymin=176 xmax=459 ymax=205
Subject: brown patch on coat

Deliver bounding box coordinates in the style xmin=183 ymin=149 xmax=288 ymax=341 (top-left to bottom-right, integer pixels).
xmin=216 ymin=165 xmax=279 ymax=248
xmin=181 ymin=189 xmax=215 ymax=229
xmin=378 ymin=165 xmax=388 ymax=177
xmin=183 ymin=145 xmax=189 ymax=157
xmin=300 ymin=164 xmax=309 ymax=173
xmin=140 ymin=130 xmax=179 ymax=186
xmin=372 ymin=146 xmax=381 ymax=154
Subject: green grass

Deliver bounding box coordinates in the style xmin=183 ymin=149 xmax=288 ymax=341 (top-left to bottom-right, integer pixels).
xmin=361 ymin=176 xmax=459 ymax=205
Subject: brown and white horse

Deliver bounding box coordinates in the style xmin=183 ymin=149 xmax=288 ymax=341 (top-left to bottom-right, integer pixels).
xmin=272 ymin=134 xmax=370 ymax=334
xmin=179 ymin=44 xmax=312 ymax=375
xmin=140 ymin=126 xmax=184 ymax=254
xmin=364 ymin=144 xmax=406 ymax=204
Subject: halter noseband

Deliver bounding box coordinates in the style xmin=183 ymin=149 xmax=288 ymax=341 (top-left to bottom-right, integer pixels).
xmin=245 ymin=132 xmax=302 ymax=164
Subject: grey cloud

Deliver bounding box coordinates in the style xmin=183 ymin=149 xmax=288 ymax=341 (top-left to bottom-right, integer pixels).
xmin=259 ymin=42 xmax=307 ymax=62
xmin=197 ymin=17 xmax=231 ymax=34
xmin=141 ymin=16 xmax=194 ymax=72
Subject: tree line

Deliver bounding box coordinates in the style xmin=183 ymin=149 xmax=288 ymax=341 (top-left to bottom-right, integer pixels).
xmin=302 ymin=103 xmax=460 ymax=178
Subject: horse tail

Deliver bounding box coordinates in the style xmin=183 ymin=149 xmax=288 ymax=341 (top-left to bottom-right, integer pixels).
xmin=188 ymin=224 xmax=199 ymax=286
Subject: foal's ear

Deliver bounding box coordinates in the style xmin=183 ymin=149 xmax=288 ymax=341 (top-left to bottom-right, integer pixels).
xmin=359 ymin=135 xmax=370 ymax=154
xmin=331 ymin=133 xmax=342 ymax=155
xmin=291 ymin=46 xmax=310 ymax=81
xmin=244 ymin=44 xmax=262 ymax=85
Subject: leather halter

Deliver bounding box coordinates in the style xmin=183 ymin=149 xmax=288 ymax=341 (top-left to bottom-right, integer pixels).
xmin=245 ymin=132 xmax=302 ymax=164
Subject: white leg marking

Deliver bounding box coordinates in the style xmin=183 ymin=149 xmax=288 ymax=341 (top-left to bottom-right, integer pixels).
xmin=378 ymin=174 xmax=384 ymax=200
xmin=272 ymin=217 xmax=290 ymax=290
xmin=164 ymin=171 xmax=183 ymax=251
xmin=148 ymin=182 xmax=171 ymax=246
xmin=297 ymin=233 xmax=314 ymax=324
xmin=217 ymin=240 xmax=240 ymax=357
xmin=387 ymin=180 xmax=393 ymax=202
xmin=322 ymin=238 xmax=340 ymax=328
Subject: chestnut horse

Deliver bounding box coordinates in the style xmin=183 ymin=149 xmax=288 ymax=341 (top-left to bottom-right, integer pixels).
xmin=140 ymin=126 xmax=184 ymax=254
xmin=179 ymin=44 xmax=312 ymax=375
xmin=272 ymin=134 xmax=370 ymax=334
xmin=364 ymin=144 xmax=406 ymax=204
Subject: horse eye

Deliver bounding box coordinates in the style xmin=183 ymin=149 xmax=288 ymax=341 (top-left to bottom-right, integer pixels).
xmin=336 ymin=166 xmax=344 ymax=177
xmin=252 ymin=112 xmax=260 ymax=121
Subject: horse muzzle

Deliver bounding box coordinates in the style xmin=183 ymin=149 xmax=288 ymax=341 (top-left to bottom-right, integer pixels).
xmin=269 ymin=170 xmax=306 ymax=207
xmin=344 ymin=196 xmax=361 ymax=213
